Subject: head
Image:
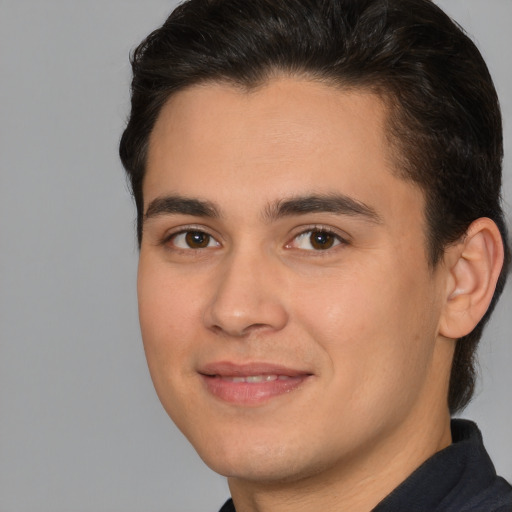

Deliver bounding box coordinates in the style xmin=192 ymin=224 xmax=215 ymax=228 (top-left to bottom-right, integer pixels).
xmin=120 ymin=0 xmax=509 ymax=415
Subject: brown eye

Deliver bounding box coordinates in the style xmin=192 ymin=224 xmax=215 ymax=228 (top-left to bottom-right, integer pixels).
xmin=184 ymin=231 xmax=211 ymax=248
xmin=169 ymin=230 xmax=219 ymax=250
xmin=309 ymin=231 xmax=336 ymax=250
xmin=289 ymin=228 xmax=344 ymax=251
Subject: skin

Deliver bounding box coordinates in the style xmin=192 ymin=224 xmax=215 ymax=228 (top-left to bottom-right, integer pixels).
xmin=138 ymin=78 xmax=458 ymax=512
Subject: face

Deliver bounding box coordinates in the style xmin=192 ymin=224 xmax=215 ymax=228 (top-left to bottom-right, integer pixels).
xmin=138 ymin=78 xmax=452 ymax=485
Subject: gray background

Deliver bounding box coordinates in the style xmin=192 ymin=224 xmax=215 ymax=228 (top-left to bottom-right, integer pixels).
xmin=0 ymin=1 xmax=510 ymax=511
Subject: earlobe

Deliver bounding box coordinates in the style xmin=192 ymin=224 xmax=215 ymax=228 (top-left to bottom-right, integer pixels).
xmin=439 ymin=218 xmax=504 ymax=339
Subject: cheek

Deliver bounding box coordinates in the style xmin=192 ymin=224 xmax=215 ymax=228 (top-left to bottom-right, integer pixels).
xmin=136 ymin=260 xmax=210 ymax=429
xmin=137 ymin=259 xmax=202 ymax=378
xmin=291 ymin=259 xmax=438 ymax=403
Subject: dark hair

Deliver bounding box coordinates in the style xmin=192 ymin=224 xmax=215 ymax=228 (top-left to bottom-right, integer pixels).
xmin=119 ymin=0 xmax=510 ymax=413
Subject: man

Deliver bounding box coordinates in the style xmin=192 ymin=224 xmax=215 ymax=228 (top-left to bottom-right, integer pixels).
xmin=119 ymin=0 xmax=511 ymax=510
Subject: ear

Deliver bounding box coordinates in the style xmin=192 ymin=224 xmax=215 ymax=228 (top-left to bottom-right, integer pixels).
xmin=439 ymin=218 xmax=504 ymax=339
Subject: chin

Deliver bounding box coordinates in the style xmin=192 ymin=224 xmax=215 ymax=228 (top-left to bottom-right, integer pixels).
xmin=189 ymin=423 xmax=337 ymax=484
xmin=204 ymin=451 xmax=308 ymax=483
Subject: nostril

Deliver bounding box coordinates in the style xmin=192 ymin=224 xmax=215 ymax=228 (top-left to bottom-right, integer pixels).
xmin=208 ymin=321 xmax=277 ymax=338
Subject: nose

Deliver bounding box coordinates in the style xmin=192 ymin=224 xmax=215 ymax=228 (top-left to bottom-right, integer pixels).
xmin=203 ymin=249 xmax=289 ymax=337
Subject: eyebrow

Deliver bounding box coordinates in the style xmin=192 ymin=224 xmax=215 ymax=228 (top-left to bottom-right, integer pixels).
xmin=264 ymin=194 xmax=382 ymax=223
xmin=144 ymin=195 xmax=220 ymax=221
xmin=143 ymin=193 xmax=381 ymax=224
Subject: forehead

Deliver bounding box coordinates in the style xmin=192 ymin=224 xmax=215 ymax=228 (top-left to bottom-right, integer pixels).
xmin=145 ymin=78 xmax=423 ymax=224
xmin=148 ymin=78 xmax=390 ymax=167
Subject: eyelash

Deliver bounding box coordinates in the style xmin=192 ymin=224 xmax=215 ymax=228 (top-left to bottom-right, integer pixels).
xmin=160 ymin=225 xmax=349 ymax=253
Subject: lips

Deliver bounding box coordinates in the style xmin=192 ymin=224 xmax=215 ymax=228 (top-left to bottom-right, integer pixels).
xmin=199 ymin=362 xmax=312 ymax=406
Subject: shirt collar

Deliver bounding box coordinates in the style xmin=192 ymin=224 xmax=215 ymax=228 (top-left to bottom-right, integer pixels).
xmin=372 ymin=419 xmax=502 ymax=511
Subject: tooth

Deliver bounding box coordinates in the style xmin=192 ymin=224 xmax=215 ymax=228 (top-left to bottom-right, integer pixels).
xmin=221 ymin=374 xmax=283 ymax=383
xmin=246 ymin=376 xmax=263 ymax=383
xmin=278 ymin=375 xmax=292 ymax=381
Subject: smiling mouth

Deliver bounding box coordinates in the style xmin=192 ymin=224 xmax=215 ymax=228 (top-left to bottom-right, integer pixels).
xmin=199 ymin=363 xmax=312 ymax=406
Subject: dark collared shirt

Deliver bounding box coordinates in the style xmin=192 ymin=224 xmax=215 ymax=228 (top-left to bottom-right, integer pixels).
xmin=219 ymin=420 xmax=512 ymax=512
